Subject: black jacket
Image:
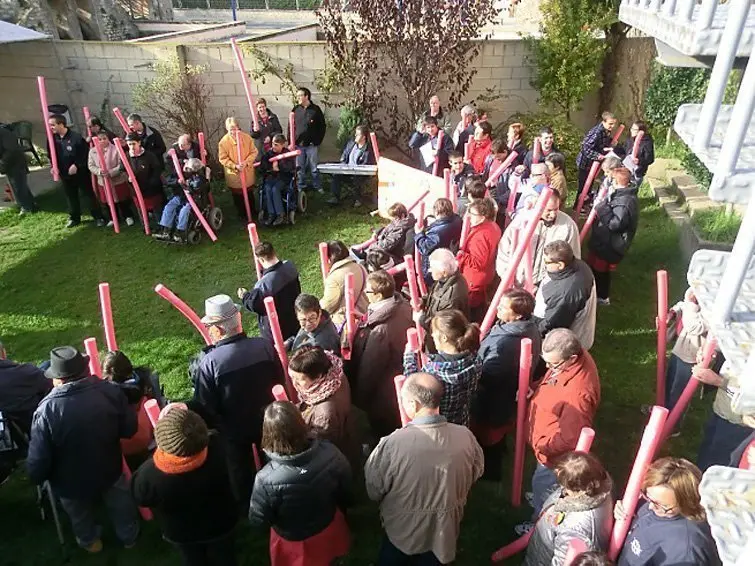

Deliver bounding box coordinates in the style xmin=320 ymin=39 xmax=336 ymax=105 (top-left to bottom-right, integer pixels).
xmin=0 ymin=124 xmax=25 ymax=175
xmin=286 ymin=310 xmax=341 ymax=354
xmin=454 ymin=163 xmax=477 ymax=197
xmin=455 ymin=123 xmax=476 ymax=152
xmin=259 ymin=149 xmax=296 ymax=183
xmin=621 ymin=133 xmax=655 ymax=178
xmin=474 ymin=318 xmax=541 ymax=426
xmin=415 ymin=214 xmax=463 ymax=283
xmin=340 ymin=139 xmax=375 ymax=166
xmin=249 ymin=439 xmax=352 ymax=541
xmin=536 ymin=259 xmax=595 ymax=336
xmin=129 ymin=149 xmax=164 ymax=198
xmin=191 ymin=333 xmax=284 ymax=446
xmin=588 ymin=186 xmax=640 ymax=263
xmin=408 ymin=130 xmax=454 ymax=175
xmin=138 ymin=124 xmax=167 ymax=164
xmin=522 ymin=145 xmax=560 ymax=179
xmin=251 ymin=111 xmax=283 ymax=144
xmin=509 ymin=139 xmax=527 ymax=168
xmin=293 ymin=103 xmax=326 ymax=147
xmin=0 ymin=359 xmax=52 ymax=434
xmin=374 ymin=214 xmax=417 ymax=263
xmin=132 ymin=434 xmax=238 ymax=544
xmin=242 ymin=260 xmax=302 ymax=343
xmin=27 ymin=376 xmax=137 ymax=499
xmin=48 ymin=128 xmax=89 ymax=179
xmin=168 ymin=141 xmax=201 ymax=168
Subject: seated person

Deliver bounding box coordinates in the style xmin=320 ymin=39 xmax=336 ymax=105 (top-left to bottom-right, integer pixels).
xmin=483 ymin=139 xmax=512 ymax=206
xmin=126 ymin=132 xmax=166 ymax=214
xmin=545 ymin=152 xmax=568 ymax=204
xmin=285 ymin=294 xmax=341 ymax=354
xmin=354 ymin=202 xmax=416 ymax=264
xmin=327 ymin=124 xmax=376 ymax=208
xmin=449 ymin=150 xmax=475 ymax=200
xmin=258 ymin=134 xmax=296 ymax=226
xmin=169 ymin=134 xmax=201 ymax=165
xmin=408 ymin=116 xmax=454 ymax=176
xmin=458 ymin=176 xmax=487 ymax=218
xmin=153 ymin=158 xmax=210 ymax=243
xmin=414 ymin=198 xmax=463 ymax=286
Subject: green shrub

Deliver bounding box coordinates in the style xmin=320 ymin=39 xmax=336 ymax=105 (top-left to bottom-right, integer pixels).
xmin=691 ymin=207 xmax=741 ymax=244
xmin=680 ymin=151 xmax=713 ymax=191
xmin=336 ymin=105 xmax=364 ymax=150
xmin=645 ymin=65 xmax=709 ymax=137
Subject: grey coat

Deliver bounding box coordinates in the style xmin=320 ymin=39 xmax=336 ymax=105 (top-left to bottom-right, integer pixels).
xmin=524 ymin=481 xmax=614 ymax=566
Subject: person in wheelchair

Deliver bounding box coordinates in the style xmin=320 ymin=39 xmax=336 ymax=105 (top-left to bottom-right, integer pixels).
xmin=153 ymin=158 xmax=210 ymax=244
xmin=258 ymin=134 xmax=296 ymax=227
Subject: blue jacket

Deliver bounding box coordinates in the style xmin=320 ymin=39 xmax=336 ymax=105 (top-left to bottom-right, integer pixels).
xmin=618 ymin=503 xmax=721 ymax=566
xmin=27 ymin=376 xmax=137 ymax=499
xmin=414 ymin=213 xmax=463 ymax=284
xmin=242 ymin=260 xmax=301 ymax=343
xmin=340 ymin=140 xmax=375 ymax=166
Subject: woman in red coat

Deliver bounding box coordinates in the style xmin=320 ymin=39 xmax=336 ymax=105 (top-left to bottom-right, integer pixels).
xmin=458 ymin=198 xmax=502 ymax=322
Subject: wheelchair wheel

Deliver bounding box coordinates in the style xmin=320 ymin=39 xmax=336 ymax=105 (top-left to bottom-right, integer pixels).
xmin=208 ymin=207 xmax=223 ymax=231
xmin=187 ymin=229 xmax=202 ymax=245
xmin=298 ymin=190 xmax=307 ymax=213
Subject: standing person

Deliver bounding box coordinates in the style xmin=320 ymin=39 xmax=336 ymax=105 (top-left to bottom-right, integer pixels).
xmin=525 ymin=329 xmax=601 ymax=522
xmin=88 ymin=131 xmax=135 ymax=227
xmin=416 ymin=94 xmax=453 ymax=135
xmin=415 ymin=198 xmax=463 ymax=286
xmin=319 ymin=240 xmax=369 ymax=327
xmin=575 ymin=111 xmax=618 ymax=212
xmin=249 ymin=401 xmax=352 ymax=566
xmin=348 ymin=270 xmax=413 ymax=439
xmin=474 ymin=289 xmax=541 ymax=480
xmin=457 ymin=198 xmax=502 ymax=322
xmin=250 ymin=97 xmax=283 ymax=156
xmin=238 ymin=241 xmax=302 ymax=343
xmin=126 ymin=113 xmax=167 ymax=164
xmin=125 ymin=132 xmax=165 ymax=216
xmin=365 ymin=372 xmax=484 ymax=565
xmin=170 ymin=134 xmax=201 ymax=164
xmin=452 ymin=104 xmax=476 ymax=150
xmin=258 ymin=134 xmax=297 ymax=226
xmin=327 ymin=124 xmax=376 ymax=208
xmin=285 ymin=294 xmax=341 ymax=354
xmin=467 ymin=121 xmax=493 ymax=175
xmin=292 ymin=86 xmax=327 ymax=193
xmin=47 ymin=114 xmax=104 ymax=228
xmin=506 ymin=122 xmax=527 ymax=167
xmin=545 ymin=152 xmax=568 ymax=204
xmin=409 ymin=116 xmax=454 ymax=176
xmin=523 ymin=452 xmax=614 ymax=564
xmin=190 ymin=295 xmax=284 ymax=511
xmin=586 ymin=168 xmax=639 ymax=305
xmin=132 ymin=406 xmax=239 ymax=566
xmin=218 ymin=117 xmax=259 ymax=222
xmin=520 ymin=126 xmax=559 ymax=178
xmin=418 ymin=249 xmax=470 ymax=346
xmin=0 ymin=122 xmax=37 ymax=215
xmin=404 ymin=309 xmax=481 ymax=427
xmin=85 ymin=117 xmax=116 ymax=143
xmin=622 ymin=121 xmax=654 ymax=187
xmin=26 ymin=346 xmax=139 ymax=553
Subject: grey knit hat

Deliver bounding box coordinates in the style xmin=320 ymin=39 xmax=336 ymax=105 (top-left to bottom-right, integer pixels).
xmin=154 ymin=407 xmax=209 ymax=457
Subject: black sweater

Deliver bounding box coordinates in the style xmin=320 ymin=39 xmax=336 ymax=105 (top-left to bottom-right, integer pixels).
xmin=588 ymin=186 xmax=640 ymax=263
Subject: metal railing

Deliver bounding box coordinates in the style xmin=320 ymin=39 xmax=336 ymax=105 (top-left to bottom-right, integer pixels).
xmin=172 ymin=0 xmax=321 ymax=8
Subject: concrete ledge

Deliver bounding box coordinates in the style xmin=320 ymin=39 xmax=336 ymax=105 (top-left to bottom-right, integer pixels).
xmin=128 ymin=21 xmax=247 ymax=43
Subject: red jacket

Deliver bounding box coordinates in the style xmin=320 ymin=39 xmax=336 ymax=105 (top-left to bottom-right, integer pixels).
xmin=458 ymin=220 xmax=502 ymax=308
xmin=527 ymin=349 xmax=600 ymax=466
xmin=469 ymin=138 xmax=492 ymax=175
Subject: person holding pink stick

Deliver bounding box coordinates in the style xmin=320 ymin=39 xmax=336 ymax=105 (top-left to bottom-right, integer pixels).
xmin=320 ymin=240 xmax=369 ymax=328
xmin=250 ymin=97 xmax=283 ymax=156
xmin=88 ymin=131 xmax=135 ymax=228
xmin=218 ymin=117 xmax=258 ymax=223
xmin=126 ymin=113 xmax=166 ymax=165
xmin=409 ymin=116 xmax=454 ymax=176
xmin=125 ymin=133 xmax=165 ymax=217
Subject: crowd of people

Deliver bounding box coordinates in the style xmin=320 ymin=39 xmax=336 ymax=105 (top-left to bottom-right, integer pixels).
xmin=2 ymin=91 xmax=751 ymax=566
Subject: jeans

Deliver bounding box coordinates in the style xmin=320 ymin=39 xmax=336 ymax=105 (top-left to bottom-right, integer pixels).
xmin=377 ymin=535 xmax=444 ymax=565
xmin=57 ymin=474 xmax=139 ymax=547
xmin=263 ymin=178 xmax=285 ymax=217
xmin=531 ymin=463 xmax=559 ymax=517
xmin=160 ymin=196 xmax=192 ymax=231
xmin=174 ymin=533 xmax=237 ymax=566
xmin=664 ymin=354 xmax=693 ymax=415
xmin=6 ymin=167 xmax=37 ymax=212
xmin=697 ymin=413 xmax=753 ymax=471
xmin=331 ymin=174 xmax=366 ymax=200
xmin=296 ymin=145 xmax=321 ymax=190
xmin=62 ymin=173 xmax=102 ymax=222
xmin=575 ymin=167 xmax=592 ymax=210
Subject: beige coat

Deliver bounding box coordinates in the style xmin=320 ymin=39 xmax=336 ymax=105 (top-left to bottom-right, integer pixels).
xmin=320 ymin=258 xmax=369 ymax=326
xmin=217 ymin=131 xmax=258 ymax=191
xmin=495 ymin=210 xmax=581 ymax=287
xmin=87 ymin=144 xmax=129 ymax=190
xmin=364 ymin=416 xmax=484 ymax=563
xmin=670 ymin=299 xmax=708 ymax=364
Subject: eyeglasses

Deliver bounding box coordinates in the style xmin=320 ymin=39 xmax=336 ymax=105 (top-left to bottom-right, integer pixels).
xmin=297 ymin=313 xmax=319 ymax=325
xmin=544 ymin=358 xmax=566 ymax=371
xmin=365 ymin=289 xmax=376 ymax=295
xmin=640 ymin=490 xmax=676 ymax=514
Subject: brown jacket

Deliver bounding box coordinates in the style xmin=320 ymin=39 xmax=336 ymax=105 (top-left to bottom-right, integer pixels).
xmin=549 ymin=169 xmax=568 ymax=203
xmin=218 ymin=131 xmax=257 ymax=191
xmin=320 ymin=258 xmax=369 ymax=327
xmin=365 ymin=415 xmax=484 ymax=563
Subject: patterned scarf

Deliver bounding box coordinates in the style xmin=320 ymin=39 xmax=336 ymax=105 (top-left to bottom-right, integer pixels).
xmin=294 ymin=352 xmax=343 ymax=406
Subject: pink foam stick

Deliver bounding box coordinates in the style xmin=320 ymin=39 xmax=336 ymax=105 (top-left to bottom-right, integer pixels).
xmin=198 ymin=132 xmax=207 ymax=165
xmin=168 ymin=149 xmax=217 ymax=242
xmin=511 ymin=337 xmax=533 ymax=507
xmin=394 ymin=375 xmax=410 ymax=426
xmin=532 ymin=137 xmax=541 ymax=164
xmin=576 ymin=427 xmax=596 ymax=452
xmin=386 ymin=262 xmax=407 ymax=276
xmin=579 ymin=184 xmax=609 ymax=242
xmin=432 ymin=130 xmax=445 ymax=177
xmin=264 ymin=297 xmax=296 ymax=402
xmin=37 ymin=77 xmax=59 ymax=181
xmin=491 ymin=529 xmax=534 ymax=562
xmin=83 ymin=337 xmax=102 ymax=378
xmin=154 ymin=283 xmax=212 ymax=345
xmin=608 ymin=406 xmax=669 ymax=560
xmin=233 ymin=130 xmax=253 ymax=224
xmin=98 ymin=283 xmax=118 ymax=351
xmin=506 ymin=177 xmax=521 ymax=217
xmin=523 ymin=238 xmax=534 ymax=294
xmin=444 ymin=167 xmax=453 ymax=200
xmin=632 ymin=130 xmax=644 ymax=160
xmin=610 ymin=124 xmax=625 ymax=146
xmin=92 ymin=139 xmax=120 ymax=234
xmin=111 ymin=107 xmax=130 ymax=135
xmin=82 ymin=106 xmax=99 ymax=202
xmin=353 ymin=234 xmax=377 ymax=251
xmin=481 ymin=188 xmax=553 ymax=336
xmin=144 ymin=399 xmax=161 ymax=428
xmin=269 ymin=149 xmax=301 ymax=162
xmin=370 ymin=132 xmax=381 ymax=161
xmin=655 ymin=270 xmax=669 ymax=406
xmin=252 ymin=443 xmax=262 ymax=471
xmin=230 ymin=38 xmax=260 ymax=132
xmin=407 ymin=189 xmax=431 ymax=214
xmin=485 ymin=151 xmax=519 ymax=188
xmin=575 ymin=160 xmax=601 ymax=215
xmin=113 ymin=141 xmax=151 ymax=235
xmin=343 ymin=272 xmax=356 ymax=359
xmin=272 ymin=384 xmax=289 ymax=402
xmin=459 ymin=214 xmax=471 ymax=251
xmin=564 ymin=538 xmax=589 ymax=566
xmin=404 ymin=255 xmax=422 ymax=312
xmin=247 ymin=223 xmax=263 ymax=279
xmin=661 ymin=336 xmax=717 ymax=440
xmin=319 ymin=242 xmax=330 ymax=283
xmin=288 ymin=111 xmax=296 ymax=150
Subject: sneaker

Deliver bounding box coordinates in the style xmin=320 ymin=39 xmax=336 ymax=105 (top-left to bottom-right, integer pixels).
xmin=353 ymin=199 xmax=363 ymax=208
xmin=83 ymin=539 xmax=103 ymax=553
xmin=325 ymin=197 xmax=339 ymax=206
xmin=18 ymin=209 xmax=28 ymax=217
xmin=66 ymin=219 xmax=81 ymax=228
xmin=317 ymin=188 xmax=325 ymax=195
xmin=514 ymin=521 xmax=535 ymax=537
xmin=272 ymin=215 xmax=285 ymax=226
xmin=95 ymin=218 xmax=105 ymax=228
xmin=125 ymin=217 xmax=135 ymax=227
xmin=106 ymin=220 xmax=114 ymax=228
xmin=525 ymin=491 xmax=535 ymax=508
xmin=597 ymin=297 xmax=611 ymax=306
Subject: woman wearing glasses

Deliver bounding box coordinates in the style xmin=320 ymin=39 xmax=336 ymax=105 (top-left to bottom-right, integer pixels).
xmin=614 ymin=457 xmax=720 ymax=566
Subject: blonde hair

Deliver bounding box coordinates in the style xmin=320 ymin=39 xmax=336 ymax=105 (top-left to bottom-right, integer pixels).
xmin=643 ymin=457 xmax=706 ymax=521
xmin=225 ymin=117 xmax=239 ymax=129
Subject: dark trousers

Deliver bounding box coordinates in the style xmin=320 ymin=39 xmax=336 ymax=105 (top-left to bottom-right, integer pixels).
xmin=378 ymin=535 xmax=445 ymax=565
xmin=592 ymin=269 xmax=612 ymax=299
xmin=664 ymin=354 xmax=693 ymax=415
xmin=574 ymin=167 xmax=592 ymax=210
xmin=231 ymin=189 xmax=256 ymax=221
xmin=62 ymin=174 xmax=101 ymax=222
xmin=7 ymin=167 xmax=37 ymax=212
xmin=174 ymin=533 xmax=237 ymax=566
xmin=697 ymin=413 xmax=752 ymax=471
xmin=225 ymin=439 xmax=255 ymax=515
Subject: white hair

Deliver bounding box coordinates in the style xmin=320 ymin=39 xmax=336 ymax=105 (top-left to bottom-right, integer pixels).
xmin=215 ymin=312 xmax=243 ymax=338
xmin=531 ymin=162 xmax=549 ymax=177
xmin=178 ymin=134 xmax=191 ymax=145
xmin=542 ymin=328 xmax=582 ymax=360
xmin=461 ymin=104 xmax=476 ymax=117
xmin=429 ymin=248 xmax=458 ymax=275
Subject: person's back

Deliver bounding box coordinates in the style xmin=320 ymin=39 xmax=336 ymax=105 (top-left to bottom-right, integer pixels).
xmin=0 ymin=357 xmax=52 ymax=434
xmin=244 ymin=257 xmax=301 ymax=342
xmin=0 ymin=125 xmax=25 ymax=174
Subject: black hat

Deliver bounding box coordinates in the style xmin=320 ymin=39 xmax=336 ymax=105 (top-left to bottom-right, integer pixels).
xmin=44 ymin=346 xmax=89 ymax=380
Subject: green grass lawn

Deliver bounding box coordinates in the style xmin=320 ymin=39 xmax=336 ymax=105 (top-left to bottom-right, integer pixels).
xmin=0 ymin=184 xmax=709 ymax=565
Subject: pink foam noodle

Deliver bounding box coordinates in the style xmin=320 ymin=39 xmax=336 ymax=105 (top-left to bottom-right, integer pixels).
xmin=407 ymin=189 xmax=431 ymax=214
xmin=272 ymin=384 xmax=289 ymax=402
xmin=564 ymin=539 xmax=589 ymax=566
xmin=444 ymin=167 xmax=453 ymax=201
xmin=319 ymin=242 xmax=330 ymax=283
xmin=230 ymin=38 xmax=260 ymax=132
xmin=247 ymin=223 xmax=262 ymax=280
xmin=532 ymin=137 xmax=541 ymax=164
xmin=353 ymin=234 xmax=377 ymax=251
xmin=575 ymin=160 xmax=601 ymax=215
xmin=342 ymin=272 xmax=356 ymax=360
xmin=233 ymin=129 xmax=253 ymax=223
xmin=491 ymin=529 xmax=534 ymax=562
xmin=269 ymin=149 xmax=301 ymax=162
xmin=608 ymin=406 xmax=669 ymax=560
xmin=143 ymin=399 xmax=161 ymax=428
xmin=394 ymin=374 xmax=410 ymax=426
xmin=154 ymin=284 xmax=213 ymax=345
xmin=579 ymin=184 xmax=609 ymax=242
xmin=459 ymin=213 xmax=471 ymax=251
xmin=511 ymin=337 xmax=533 ymax=507
xmin=632 ymin=130 xmax=644 ymax=159
xmin=481 ymin=188 xmax=553 ymax=336
xmin=655 ymin=270 xmax=669 ymax=406
xmin=610 ymin=124 xmax=625 ymax=146
xmin=370 ymin=132 xmax=381 ymax=161
xmin=288 ymin=111 xmax=296 ymax=150
xmin=432 ymin=130 xmax=444 ymax=177
xmin=264 ymin=297 xmax=296 ymax=402
xmin=661 ymin=336 xmax=717 ymax=440
xmin=82 ymin=106 xmax=92 ymax=135
xmin=168 ymin=148 xmax=217 ymax=242
xmin=485 ymin=151 xmax=519 ymax=188
xmin=464 ymin=139 xmax=473 ymax=161
xmin=98 ymin=283 xmax=118 ymax=351
xmin=83 ymin=337 xmax=102 ymax=378
xmin=113 ymin=140 xmax=151 ymax=235
xmin=575 ymin=427 xmax=596 ymax=452
xmin=92 ymin=139 xmax=120 ymax=234
xmin=523 ymin=238 xmax=534 ymax=294
xmin=37 ymin=77 xmax=59 ymax=181
xmin=112 ymin=107 xmax=130 ymax=135
xmin=386 ymin=262 xmax=407 ymax=276
xmin=197 ymin=132 xmax=207 ymax=165
xmin=404 ymin=255 xmax=422 ymax=312
xmin=252 ymin=443 xmax=262 ymax=471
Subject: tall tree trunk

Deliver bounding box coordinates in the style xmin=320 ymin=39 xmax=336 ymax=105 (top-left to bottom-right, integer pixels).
xmin=599 ymin=22 xmax=629 ymax=116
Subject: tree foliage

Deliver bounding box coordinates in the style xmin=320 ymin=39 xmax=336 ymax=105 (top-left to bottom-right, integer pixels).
xmin=316 ymin=0 xmax=497 ymax=152
xmin=644 ymin=65 xmax=710 ymax=131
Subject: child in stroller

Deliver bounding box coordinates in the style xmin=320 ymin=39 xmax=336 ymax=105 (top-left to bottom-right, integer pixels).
xmin=258 ymin=134 xmax=298 ymax=226
xmin=153 ymin=158 xmax=212 ymax=244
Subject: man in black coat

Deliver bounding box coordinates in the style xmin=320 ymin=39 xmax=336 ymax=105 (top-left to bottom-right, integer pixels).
xmin=126 ymin=132 xmax=165 ymax=214
xmin=292 ymin=86 xmax=327 ymax=193
xmin=27 ymin=346 xmax=139 ymax=553
xmin=190 ymin=295 xmax=284 ymax=512
xmin=47 ymin=114 xmax=104 ymax=228
xmin=408 ymin=116 xmax=455 ymax=176
xmin=0 ymin=342 xmax=52 ymax=435
xmin=326 ymin=124 xmax=376 ymax=207
xmin=0 ymin=124 xmax=37 ymax=214
xmin=127 ymin=113 xmax=167 ymax=165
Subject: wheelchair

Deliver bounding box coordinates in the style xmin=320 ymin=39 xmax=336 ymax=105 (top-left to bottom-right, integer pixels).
xmin=258 ymin=172 xmax=307 ymax=226
xmin=186 ymin=188 xmax=223 ymax=245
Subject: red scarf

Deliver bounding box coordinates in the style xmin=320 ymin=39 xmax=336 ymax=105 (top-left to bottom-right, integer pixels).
xmin=153 ymin=447 xmax=208 ymax=474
